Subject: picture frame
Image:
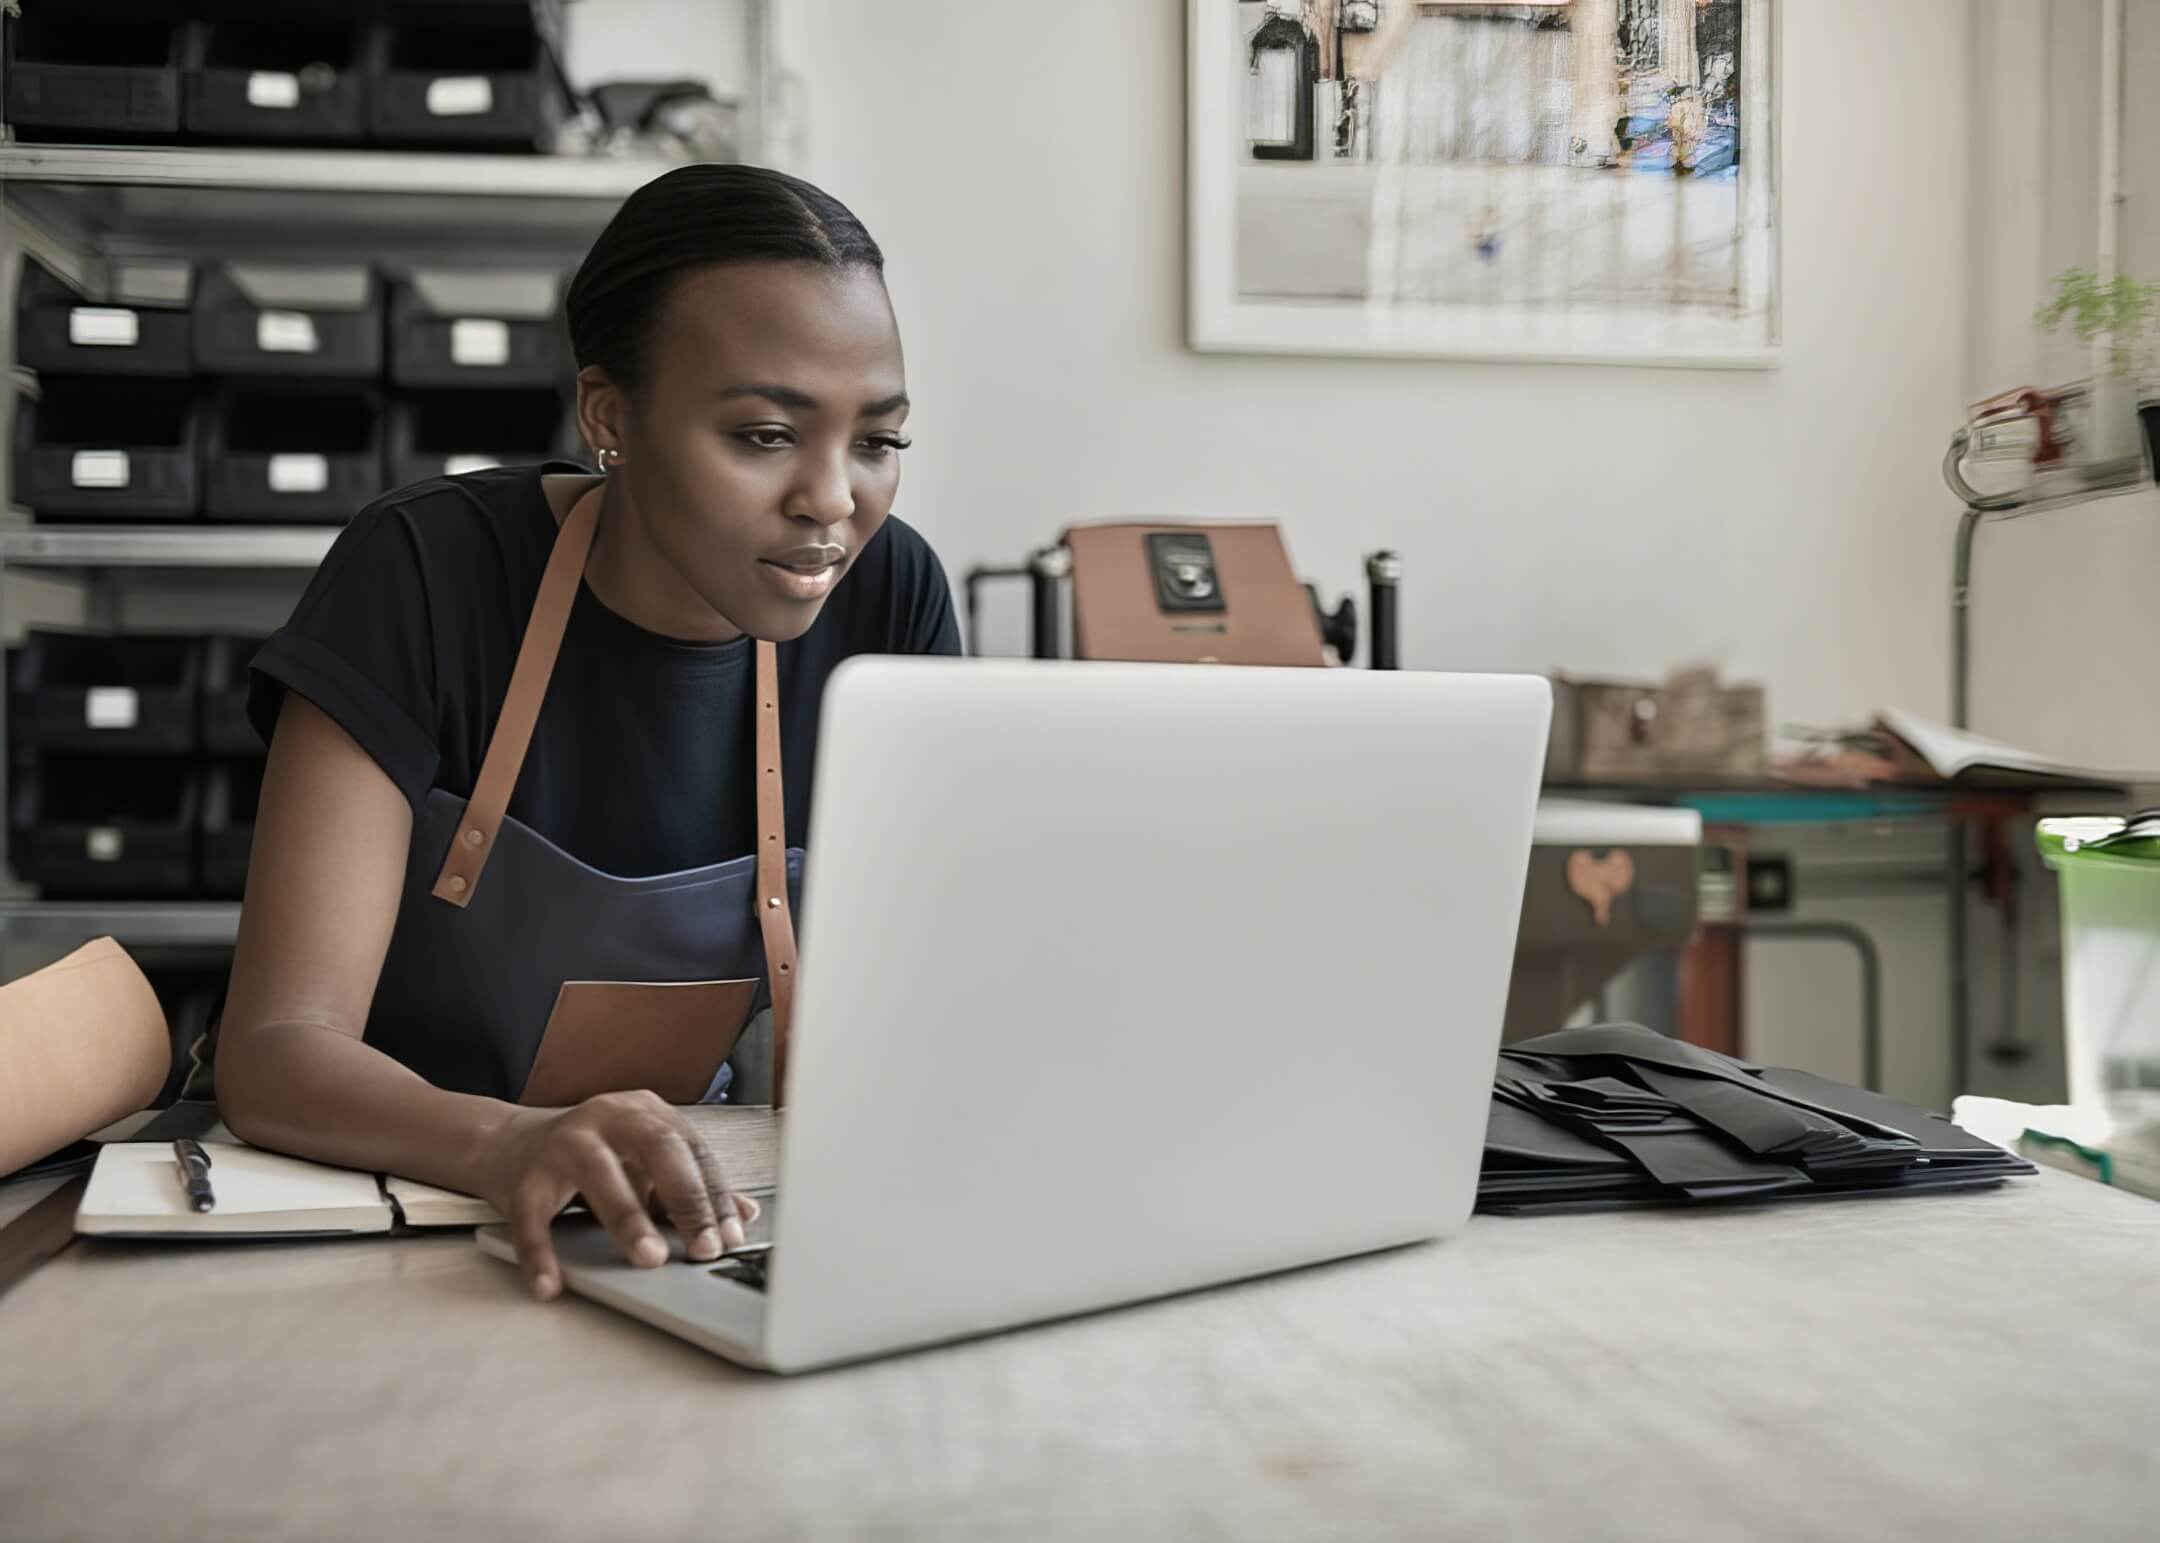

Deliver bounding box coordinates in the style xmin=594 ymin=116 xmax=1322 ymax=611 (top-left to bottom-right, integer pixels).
xmin=1187 ymin=0 xmax=1782 ymax=368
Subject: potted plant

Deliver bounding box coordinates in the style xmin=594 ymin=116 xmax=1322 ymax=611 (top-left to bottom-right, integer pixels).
xmin=2035 ymin=268 xmax=2159 ymax=477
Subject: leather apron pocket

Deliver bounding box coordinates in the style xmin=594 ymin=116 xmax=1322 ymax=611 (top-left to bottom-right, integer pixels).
xmin=518 ymin=979 xmax=761 ymax=1107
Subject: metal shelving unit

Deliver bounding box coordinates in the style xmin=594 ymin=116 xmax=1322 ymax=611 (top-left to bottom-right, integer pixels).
xmin=1 ymin=145 xmax=676 ymax=263
xmin=0 ymin=1 xmax=779 ymax=953
xmin=0 ymin=902 xmax=240 ymax=948
xmin=0 ymin=524 xmax=340 ymax=570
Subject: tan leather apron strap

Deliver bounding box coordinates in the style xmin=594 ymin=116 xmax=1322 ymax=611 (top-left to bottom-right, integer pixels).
xmin=753 ymin=639 xmax=799 ymax=1106
xmin=432 ymin=484 xmax=604 ymax=906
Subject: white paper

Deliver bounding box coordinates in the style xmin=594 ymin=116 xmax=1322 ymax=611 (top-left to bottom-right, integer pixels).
xmin=246 ymin=70 xmax=300 ymax=109
xmin=70 ymin=450 xmax=130 ymax=489
xmin=68 ymin=307 xmax=139 ymax=348
xmin=256 ymin=310 xmax=320 ymax=354
xmin=444 ymin=454 xmax=500 ymax=476
xmin=85 ymin=828 xmax=124 ymax=863
xmin=449 ymin=317 xmax=510 ymax=368
xmin=426 ymin=76 xmax=493 ymax=117
xmin=85 ymin=687 xmax=139 ymax=731
xmin=268 ymin=453 xmax=329 ymax=494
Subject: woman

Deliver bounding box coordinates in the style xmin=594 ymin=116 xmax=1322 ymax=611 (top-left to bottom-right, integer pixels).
xmin=217 ymin=166 xmax=958 ymax=1302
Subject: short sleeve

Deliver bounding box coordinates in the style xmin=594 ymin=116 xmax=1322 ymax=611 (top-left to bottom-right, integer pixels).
xmin=247 ymin=503 xmax=443 ymax=807
xmin=895 ymin=522 xmax=964 ymax=657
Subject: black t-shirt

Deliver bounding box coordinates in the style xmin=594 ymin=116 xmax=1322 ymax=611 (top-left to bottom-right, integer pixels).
xmin=248 ymin=463 xmax=962 ymax=875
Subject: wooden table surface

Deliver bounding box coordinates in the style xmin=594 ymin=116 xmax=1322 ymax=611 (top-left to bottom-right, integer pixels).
xmin=2 ymin=1169 xmax=2156 ymax=1541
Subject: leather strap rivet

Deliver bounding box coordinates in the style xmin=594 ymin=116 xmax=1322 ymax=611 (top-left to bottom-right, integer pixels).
xmin=446 ymin=875 xmax=468 ymax=895
xmin=462 ymin=829 xmax=484 ymax=849
xmin=766 ymin=896 xmax=781 ymax=909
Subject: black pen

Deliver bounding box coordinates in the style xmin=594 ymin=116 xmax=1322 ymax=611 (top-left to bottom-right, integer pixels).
xmin=173 ymin=1138 xmax=215 ymax=1213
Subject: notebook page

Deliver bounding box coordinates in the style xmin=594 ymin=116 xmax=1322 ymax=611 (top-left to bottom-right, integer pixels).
xmin=382 ymin=1175 xmax=502 ymax=1229
xmin=76 ymin=1141 xmax=393 ymax=1236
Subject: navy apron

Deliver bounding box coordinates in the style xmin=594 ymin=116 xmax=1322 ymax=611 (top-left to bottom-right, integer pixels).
xmin=364 ymin=483 xmax=802 ymax=1107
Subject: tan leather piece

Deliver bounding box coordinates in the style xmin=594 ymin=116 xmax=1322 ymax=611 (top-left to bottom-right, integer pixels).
xmin=432 ymin=483 xmax=605 ymax=906
xmin=519 ymin=979 xmax=762 ymax=1107
xmin=1064 ymin=521 xmax=1326 ymax=667
xmin=753 ymin=640 xmax=799 ymax=1106
xmin=0 ymin=937 xmax=170 ymax=1177
xmin=1565 ymin=849 xmax=1637 ymax=929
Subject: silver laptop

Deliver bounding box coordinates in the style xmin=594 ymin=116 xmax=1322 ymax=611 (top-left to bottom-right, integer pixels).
xmin=478 ymin=658 xmax=1551 ymax=1373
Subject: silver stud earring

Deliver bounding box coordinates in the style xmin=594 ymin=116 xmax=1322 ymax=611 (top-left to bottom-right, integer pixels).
xmin=598 ymin=447 xmax=624 ymax=470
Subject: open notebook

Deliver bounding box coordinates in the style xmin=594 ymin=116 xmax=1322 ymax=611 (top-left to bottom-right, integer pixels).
xmin=75 ymin=1107 xmax=778 ymax=1240
xmin=1876 ymin=708 xmax=2132 ymax=787
xmin=76 ymin=1142 xmax=500 ymax=1238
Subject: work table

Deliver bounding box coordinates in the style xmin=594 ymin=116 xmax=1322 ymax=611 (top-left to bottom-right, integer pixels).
xmin=2 ymin=1168 xmax=2154 ymax=1539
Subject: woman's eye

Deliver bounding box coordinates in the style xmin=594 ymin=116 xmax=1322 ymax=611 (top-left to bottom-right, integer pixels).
xmin=859 ymin=435 xmax=912 ymax=458
xmin=738 ymin=428 xmax=794 ymax=450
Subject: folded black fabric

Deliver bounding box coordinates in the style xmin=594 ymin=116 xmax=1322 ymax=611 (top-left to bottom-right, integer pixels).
xmin=1479 ymin=1023 xmax=2034 ymax=1215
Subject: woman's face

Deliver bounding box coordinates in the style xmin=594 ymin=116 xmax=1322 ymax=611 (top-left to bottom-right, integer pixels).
xmin=583 ymin=261 xmax=909 ymax=642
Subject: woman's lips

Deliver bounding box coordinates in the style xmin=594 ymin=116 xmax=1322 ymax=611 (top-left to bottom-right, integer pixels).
xmin=756 ymin=553 xmax=844 ymax=601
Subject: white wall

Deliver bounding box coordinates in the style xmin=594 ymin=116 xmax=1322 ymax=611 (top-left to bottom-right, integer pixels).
xmin=774 ymin=0 xmax=1974 ymax=735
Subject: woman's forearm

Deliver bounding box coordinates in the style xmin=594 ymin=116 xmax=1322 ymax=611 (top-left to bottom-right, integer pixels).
xmin=217 ymin=1020 xmax=530 ymax=1198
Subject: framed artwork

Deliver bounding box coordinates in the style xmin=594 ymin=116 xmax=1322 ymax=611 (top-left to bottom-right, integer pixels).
xmin=1188 ymin=0 xmax=1781 ymax=367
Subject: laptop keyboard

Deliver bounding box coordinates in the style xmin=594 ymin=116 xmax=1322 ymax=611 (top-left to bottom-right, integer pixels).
xmin=708 ymin=1245 xmax=772 ymax=1293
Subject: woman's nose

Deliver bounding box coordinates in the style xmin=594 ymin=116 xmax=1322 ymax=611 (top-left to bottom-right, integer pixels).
xmin=786 ymin=453 xmax=856 ymax=527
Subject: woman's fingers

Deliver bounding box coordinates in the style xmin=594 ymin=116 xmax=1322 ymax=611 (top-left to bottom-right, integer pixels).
xmin=509 ymin=1181 xmax=568 ymax=1301
xmin=572 ymin=1137 xmax=669 ymax=1268
xmin=686 ymin=1129 xmax=751 ymax=1252
xmin=641 ymin=1128 xmax=727 ymax=1261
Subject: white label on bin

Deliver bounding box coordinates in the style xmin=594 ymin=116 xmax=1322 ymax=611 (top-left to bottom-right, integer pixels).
xmin=426 ymin=76 xmax=493 ymax=117
xmin=86 ymin=687 xmax=140 ymax=731
xmin=268 ymin=453 xmax=329 ymax=494
xmin=257 ymin=310 xmax=320 ymax=354
xmin=450 ymin=317 xmax=511 ymax=368
xmin=247 ymin=71 xmax=301 ymax=109
xmin=71 ymin=450 xmax=130 ymax=489
xmin=69 ymin=307 xmax=139 ymax=347
xmin=86 ymin=828 xmax=124 ymax=863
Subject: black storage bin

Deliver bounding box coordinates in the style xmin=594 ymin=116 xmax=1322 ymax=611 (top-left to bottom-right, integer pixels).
xmin=181 ymin=0 xmax=369 ymax=144
xmin=192 ymin=261 xmax=383 ymax=380
xmin=9 ymin=630 xmax=202 ymax=754
xmin=15 ymin=258 xmax=194 ymax=379
xmin=1 ymin=0 xmax=185 ymax=142
xmin=387 ymin=388 xmax=578 ymax=486
xmin=200 ymin=758 xmax=263 ymax=897
xmin=367 ymin=0 xmax=569 ymax=151
xmin=388 ymin=267 xmax=568 ymax=389
xmin=204 ymin=384 xmax=385 ymax=523
xmin=201 ymin=635 xmax=266 ymax=756
xmin=10 ymin=376 xmax=202 ymax=521
xmin=11 ymin=756 xmax=198 ymax=898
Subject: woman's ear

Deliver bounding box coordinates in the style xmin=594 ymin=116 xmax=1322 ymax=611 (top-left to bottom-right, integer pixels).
xmin=574 ymin=365 xmax=628 ymax=464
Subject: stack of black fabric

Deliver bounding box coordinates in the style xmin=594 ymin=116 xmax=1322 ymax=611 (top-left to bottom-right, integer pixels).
xmin=1480 ymin=1024 xmax=2034 ymax=1215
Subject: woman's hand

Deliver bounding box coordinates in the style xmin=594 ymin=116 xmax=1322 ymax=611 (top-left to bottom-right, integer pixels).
xmin=484 ymin=1090 xmax=759 ymax=1301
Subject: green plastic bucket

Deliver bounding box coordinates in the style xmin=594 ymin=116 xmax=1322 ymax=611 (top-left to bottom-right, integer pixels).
xmin=2038 ymin=818 xmax=2160 ymax=1138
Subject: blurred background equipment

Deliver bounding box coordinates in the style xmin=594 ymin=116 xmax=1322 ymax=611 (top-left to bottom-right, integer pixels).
xmin=964 ymin=523 xmax=1396 ymax=670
